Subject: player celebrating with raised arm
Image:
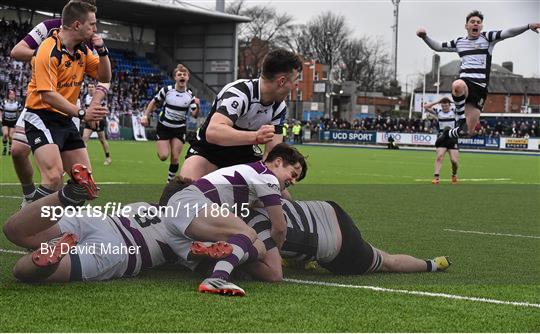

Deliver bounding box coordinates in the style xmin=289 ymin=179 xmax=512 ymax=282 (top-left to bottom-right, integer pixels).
xmin=179 ymin=49 xmax=302 ymax=181
xmin=423 ymin=97 xmax=459 ymax=184
xmin=22 ymin=1 xmax=110 ymax=201
xmin=141 ymin=64 xmax=200 ymax=182
xmin=417 ymin=11 xmax=540 ymax=146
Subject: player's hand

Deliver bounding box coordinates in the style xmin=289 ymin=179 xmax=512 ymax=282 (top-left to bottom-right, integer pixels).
xmin=85 ymin=105 xmax=107 ymax=122
xmin=529 ymin=23 xmax=540 ymax=33
xmin=255 ymin=124 xmax=275 ymax=144
xmin=91 ymin=34 xmax=105 ymax=48
xmin=270 ymin=226 xmax=287 ymax=250
xmin=140 ymin=115 xmax=149 ymax=127
xmin=416 ymin=28 xmax=427 ymax=38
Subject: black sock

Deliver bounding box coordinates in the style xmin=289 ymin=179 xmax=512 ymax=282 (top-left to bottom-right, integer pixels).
xmin=168 ymin=163 xmax=179 ymax=182
xmin=434 ymin=174 xmax=440 ymax=178
xmin=22 ymin=184 xmax=36 ymax=200
xmin=33 ymin=185 xmax=56 ymax=201
xmin=58 ymin=183 xmax=88 ymax=207
xmin=425 ymin=260 xmax=437 ymax=272
xmin=105 ymin=152 xmax=110 ymax=158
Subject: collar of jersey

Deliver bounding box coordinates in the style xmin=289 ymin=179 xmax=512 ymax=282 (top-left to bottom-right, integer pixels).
xmin=51 ymin=29 xmax=87 ymax=61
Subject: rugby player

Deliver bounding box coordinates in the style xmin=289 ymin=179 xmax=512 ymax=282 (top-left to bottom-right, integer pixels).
xmin=22 ymin=1 xmax=110 ymax=201
xmin=162 ymin=143 xmax=307 ymax=296
xmin=2 ymin=164 xmax=232 ymax=283
xmin=141 ymin=64 xmax=200 ymax=182
xmin=1 ymin=90 xmax=22 ymax=156
xmin=242 ymin=200 xmax=451 ymax=281
xmin=82 ymin=82 xmax=112 ymax=166
xmin=423 ymin=97 xmax=459 ymax=184
xmin=417 ymin=11 xmax=540 ymax=146
xmin=179 ymin=49 xmax=302 ymax=181
xmin=9 ymin=0 xmax=110 ymax=206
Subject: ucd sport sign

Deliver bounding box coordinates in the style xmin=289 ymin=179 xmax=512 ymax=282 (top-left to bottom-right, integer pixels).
xmin=325 ymin=130 xmax=377 ymax=143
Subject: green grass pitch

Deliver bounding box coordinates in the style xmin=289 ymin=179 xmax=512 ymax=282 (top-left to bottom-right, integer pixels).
xmin=0 ymin=141 xmax=539 ymax=332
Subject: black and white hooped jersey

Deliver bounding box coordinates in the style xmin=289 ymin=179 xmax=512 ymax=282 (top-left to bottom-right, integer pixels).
xmin=439 ymin=31 xmax=505 ymax=88
xmin=1 ymin=100 xmax=22 ymax=122
xmin=196 ymin=79 xmax=287 ymax=144
xmin=106 ymin=202 xmax=178 ymax=276
xmin=192 ymin=161 xmax=282 ymax=208
xmin=153 ymin=85 xmax=194 ymax=128
xmin=433 ymin=105 xmax=457 ymax=133
xmin=245 ymin=200 xmax=341 ymax=263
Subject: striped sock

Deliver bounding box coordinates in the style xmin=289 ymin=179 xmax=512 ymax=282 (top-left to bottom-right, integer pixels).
xmin=22 ymin=184 xmax=36 ymax=200
xmin=167 ymin=163 xmax=179 ymax=183
xmin=425 ymin=260 xmax=437 ymax=272
xmin=33 ymin=185 xmax=56 ymax=201
xmin=450 ymin=94 xmax=466 ymax=139
xmin=210 ymin=234 xmax=254 ymax=281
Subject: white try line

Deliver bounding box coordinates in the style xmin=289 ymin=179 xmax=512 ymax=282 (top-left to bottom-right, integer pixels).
xmin=444 ymin=228 xmax=540 ymax=239
xmin=0 ymin=248 xmax=27 ymax=255
xmin=0 ymin=182 xmax=130 ymax=186
xmin=414 ymin=178 xmax=512 ymax=182
xmin=284 ymin=278 xmax=540 ymax=309
xmin=0 ymin=195 xmax=21 ymax=199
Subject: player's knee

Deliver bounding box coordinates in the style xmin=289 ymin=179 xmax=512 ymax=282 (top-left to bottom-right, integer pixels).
xmin=263 ymin=269 xmax=283 ymax=282
xmin=12 ymin=258 xmax=39 ymax=283
xmin=41 ymin=168 xmax=63 ymax=186
xmin=3 ymin=219 xmax=25 ymax=247
xmin=452 ymin=80 xmax=466 ymax=94
xmin=157 ymin=152 xmax=168 ymax=161
xmin=11 ymin=143 xmax=29 ymax=158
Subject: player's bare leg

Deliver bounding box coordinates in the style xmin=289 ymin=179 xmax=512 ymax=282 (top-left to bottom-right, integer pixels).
xmin=97 ymin=131 xmax=111 ymax=165
xmin=179 ymin=155 xmax=218 ymax=181
xmin=449 ymin=149 xmax=459 ymax=184
xmin=432 ymin=148 xmax=446 ymax=184
xmin=167 ymin=138 xmax=182 ymax=182
xmin=82 ymin=127 xmax=93 ymax=144
xmin=11 ymin=135 xmax=35 ymax=204
xmin=378 ymin=250 xmax=451 ymax=272
xmin=32 ymin=144 xmax=65 ymax=199
xmin=156 ymin=140 xmax=170 ymax=161
xmin=4 ymin=163 xmax=98 ymax=282
xmin=12 ymin=247 xmax=73 ymax=283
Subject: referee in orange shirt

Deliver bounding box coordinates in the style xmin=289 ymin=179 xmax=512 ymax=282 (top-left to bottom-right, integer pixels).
xmin=23 ymin=1 xmax=110 ymax=201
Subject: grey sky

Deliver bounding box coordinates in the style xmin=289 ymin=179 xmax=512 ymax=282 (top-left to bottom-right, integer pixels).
xmin=189 ymin=0 xmax=539 ymax=86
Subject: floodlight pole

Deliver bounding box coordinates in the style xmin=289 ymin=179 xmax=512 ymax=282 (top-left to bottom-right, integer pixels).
xmin=391 ymin=0 xmax=400 ymax=81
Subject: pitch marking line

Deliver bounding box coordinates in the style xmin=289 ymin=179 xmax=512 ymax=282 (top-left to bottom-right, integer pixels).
xmin=444 ymin=228 xmax=540 ymax=239
xmin=284 ymin=278 xmax=540 ymax=309
xmin=0 ymin=248 xmax=27 ymax=255
xmin=414 ymin=178 xmax=512 ymax=182
xmin=0 ymin=195 xmax=22 ymax=199
xmin=0 ymin=182 xmax=129 ymax=186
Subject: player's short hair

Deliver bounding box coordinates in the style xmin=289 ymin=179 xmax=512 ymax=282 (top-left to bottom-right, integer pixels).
xmin=440 ymin=97 xmax=452 ymax=104
xmin=159 ymin=176 xmax=193 ymax=206
xmin=265 ymin=143 xmax=308 ymax=182
xmin=466 ymin=10 xmax=483 ymax=23
xmin=261 ymin=49 xmax=303 ymax=81
xmin=69 ymin=0 xmax=97 ymax=6
xmin=173 ymin=64 xmax=190 ymax=77
xmin=62 ymin=1 xmax=97 ymax=27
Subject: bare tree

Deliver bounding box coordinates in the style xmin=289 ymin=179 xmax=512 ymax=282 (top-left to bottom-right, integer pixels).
xmin=227 ymin=1 xmax=296 ymax=78
xmin=341 ymin=36 xmax=394 ymax=93
xmin=303 ymin=12 xmax=350 ymax=78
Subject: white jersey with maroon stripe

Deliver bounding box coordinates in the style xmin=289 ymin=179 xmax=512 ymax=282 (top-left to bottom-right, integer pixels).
xmin=193 ymin=161 xmax=282 ymax=208
xmin=106 ymin=202 xmax=178 ymax=276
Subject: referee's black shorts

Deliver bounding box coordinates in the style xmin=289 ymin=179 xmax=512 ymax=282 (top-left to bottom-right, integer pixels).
xmin=24 ymin=109 xmax=85 ymax=153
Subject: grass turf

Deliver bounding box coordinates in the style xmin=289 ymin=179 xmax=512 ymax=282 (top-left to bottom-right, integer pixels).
xmin=0 ymin=141 xmax=539 ymax=332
